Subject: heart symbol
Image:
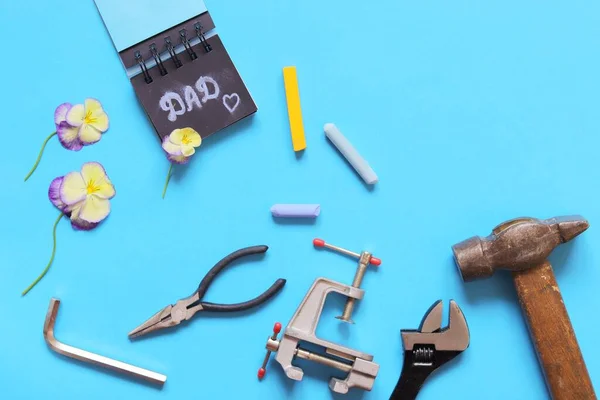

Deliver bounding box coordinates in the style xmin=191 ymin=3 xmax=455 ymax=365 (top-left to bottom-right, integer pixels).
xmin=223 ymin=93 xmax=241 ymax=113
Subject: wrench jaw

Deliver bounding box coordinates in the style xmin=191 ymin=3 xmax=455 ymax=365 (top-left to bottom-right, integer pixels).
xmin=401 ymin=300 xmax=470 ymax=352
xmin=391 ymin=300 xmax=470 ymax=400
xmin=418 ymin=300 xmax=443 ymax=333
xmin=446 ymin=300 xmax=470 ymax=352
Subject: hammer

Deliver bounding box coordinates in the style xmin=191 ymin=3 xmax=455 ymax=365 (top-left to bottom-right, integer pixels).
xmin=452 ymin=216 xmax=596 ymax=400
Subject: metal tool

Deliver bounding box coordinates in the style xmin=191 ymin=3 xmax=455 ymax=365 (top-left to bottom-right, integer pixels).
xmin=314 ymin=238 xmax=381 ymax=323
xmin=129 ymin=245 xmax=286 ymax=339
xmin=258 ymin=238 xmax=381 ymax=394
xmin=258 ymin=322 xmax=282 ymax=379
xmin=44 ymin=298 xmax=166 ymax=385
xmin=452 ymin=216 xmax=596 ymax=400
xmin=389 ymin=300 xmax=469 ymax=400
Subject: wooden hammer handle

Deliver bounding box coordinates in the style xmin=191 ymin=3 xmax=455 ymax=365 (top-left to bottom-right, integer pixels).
xmin=512 ymin=261 xmax=596 ymax=400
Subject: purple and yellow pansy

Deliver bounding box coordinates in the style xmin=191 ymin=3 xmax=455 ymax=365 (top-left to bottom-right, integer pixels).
xmin=24 ymin=99 xmax=109 ymax=181
xmin=161 ymin=127 xmax=202 ymax=198
xmin=162 ymin=127 xmax=202 ymax=164
xmin=49 ymin=162 xmax=115 ymax=230
xmin=22 ymin=162 xmax=116 ymax=295
xmin=61 ymin=99 xmax=110 ymax=148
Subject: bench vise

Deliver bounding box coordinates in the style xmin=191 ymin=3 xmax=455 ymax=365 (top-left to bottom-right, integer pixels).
xmin=258 ymin=238 xmax=381 ymax=394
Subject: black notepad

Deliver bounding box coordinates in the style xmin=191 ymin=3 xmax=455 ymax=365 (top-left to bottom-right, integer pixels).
xmin=94 ymin=0 xmax=257 ymax=141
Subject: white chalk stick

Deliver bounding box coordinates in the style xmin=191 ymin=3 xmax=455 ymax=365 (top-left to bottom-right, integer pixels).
xmin=324 ymin=123 xmax=378 ymax=185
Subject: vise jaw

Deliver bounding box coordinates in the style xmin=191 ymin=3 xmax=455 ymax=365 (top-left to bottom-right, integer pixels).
xmin=262 ymin=278 xmax=380 ymax=394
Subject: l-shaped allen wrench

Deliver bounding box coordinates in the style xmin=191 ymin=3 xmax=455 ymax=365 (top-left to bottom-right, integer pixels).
xmin=44 ymin=298 xmax=167 ymax=385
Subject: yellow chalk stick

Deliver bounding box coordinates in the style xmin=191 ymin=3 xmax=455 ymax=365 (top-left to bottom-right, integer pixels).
xmin=283 ymin=66 xmax=307 ymax=152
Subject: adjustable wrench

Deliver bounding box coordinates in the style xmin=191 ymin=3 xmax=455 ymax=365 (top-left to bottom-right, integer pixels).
xmin=390 ymin=300 xmax=470 ymax=400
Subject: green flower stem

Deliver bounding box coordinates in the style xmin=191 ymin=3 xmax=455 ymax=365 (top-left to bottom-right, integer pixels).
xmin=22 ymin=212 xmax=64 ymax=296
xmin=162 ymin=163 xmax=174 ymax=199
xmin=24 ymin=131 xmax=57 ymax=182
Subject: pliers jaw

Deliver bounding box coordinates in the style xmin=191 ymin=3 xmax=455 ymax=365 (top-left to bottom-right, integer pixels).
xmin=128 ymin=305 xmax=175 ymax=339
xmin=128 ymin=295 xmax=202 ymax=339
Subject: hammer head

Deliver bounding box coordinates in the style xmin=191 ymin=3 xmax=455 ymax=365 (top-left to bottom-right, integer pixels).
xmin=452 ymin=216 xmax=589 ymax=282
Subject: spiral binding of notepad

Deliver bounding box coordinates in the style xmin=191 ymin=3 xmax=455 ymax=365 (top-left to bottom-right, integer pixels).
xmin=133 ymin=23 xmax=213 ymax=84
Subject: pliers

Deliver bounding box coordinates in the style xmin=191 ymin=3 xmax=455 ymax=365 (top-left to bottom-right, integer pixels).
xmin=389 ymin=300 xmax=470 ymax=400
xmin=129 ymin=245 xmax=286 ymax=339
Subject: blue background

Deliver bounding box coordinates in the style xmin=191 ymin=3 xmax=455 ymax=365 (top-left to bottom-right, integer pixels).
xmin=0 ymin=1 xmax=598 ymax=399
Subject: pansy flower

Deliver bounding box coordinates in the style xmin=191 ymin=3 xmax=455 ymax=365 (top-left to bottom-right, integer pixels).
xmin=161 ymin=128 xmax=202 ymax=198
xmin=162 ymin=127 xmax=202 ymax=164
xmin=63 ymin=99 xmax=110 ymax=146
xmin=22 ymin=162 xmax=115 ymax=295
xmin=24 ymin=99 xmax=109 ymax=181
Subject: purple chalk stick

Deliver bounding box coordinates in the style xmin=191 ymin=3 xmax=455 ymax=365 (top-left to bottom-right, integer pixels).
xmin=271 ymin=204 xmax=321 ymax=218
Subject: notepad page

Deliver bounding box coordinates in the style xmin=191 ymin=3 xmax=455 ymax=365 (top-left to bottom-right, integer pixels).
xmin=94 ymin=0 xmax=208 ymax=52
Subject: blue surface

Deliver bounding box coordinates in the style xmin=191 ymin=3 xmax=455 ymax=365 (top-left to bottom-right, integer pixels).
xmin=94 ymin=0 xmax=207 ymax=52
xmin=0 ymin=1 xmax=599 ymax=399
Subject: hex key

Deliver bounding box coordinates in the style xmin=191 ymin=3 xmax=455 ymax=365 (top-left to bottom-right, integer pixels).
xmin=44 ymin=298 xmax=167 ymax=385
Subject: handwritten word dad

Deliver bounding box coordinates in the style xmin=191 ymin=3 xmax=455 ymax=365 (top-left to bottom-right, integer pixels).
xmin=159 ymin=76 xmax=222 ymax=122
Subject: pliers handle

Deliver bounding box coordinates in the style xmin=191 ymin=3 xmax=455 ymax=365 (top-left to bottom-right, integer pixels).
xmin=192 ymin=245 xmax=286 ymax=312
